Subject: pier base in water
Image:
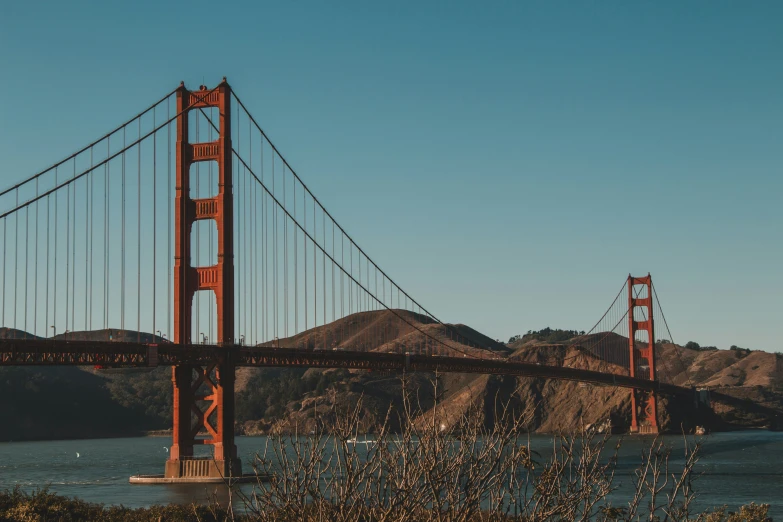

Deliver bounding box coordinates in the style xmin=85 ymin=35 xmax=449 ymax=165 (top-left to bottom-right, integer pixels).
xmin=130 ymin=458 xmax=266 ymax=484
xmin=129 ymin=473 xmax=258 ymax=485
xmin=630 ymin=425 xmax=660 ymax=435
xmin=164 ymin=456 xmax=242 ymax=480
xmin=129 ymin=457 xmax=252 ymax=484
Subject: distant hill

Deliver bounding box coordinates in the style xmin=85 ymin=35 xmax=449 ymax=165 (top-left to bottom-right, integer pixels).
xmin=253 ymin=309 xmax=509 ymax=355
xmin=1 ymin=318 xmax=781 ymax=441
xmin=0 ymin=328 xmax=171 ymax=441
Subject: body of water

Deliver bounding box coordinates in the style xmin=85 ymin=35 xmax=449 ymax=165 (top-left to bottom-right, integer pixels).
xmin=0 ymin=431 xmax=781 ymax=517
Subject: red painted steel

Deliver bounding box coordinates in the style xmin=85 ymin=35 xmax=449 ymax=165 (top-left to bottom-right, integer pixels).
xmin=628 ymin=274 xmax=658 ymax=434
xmin=0 ymin=339 xmax=685 ymax=394
xmin=168 ymin=80 xmax=240 ymax=478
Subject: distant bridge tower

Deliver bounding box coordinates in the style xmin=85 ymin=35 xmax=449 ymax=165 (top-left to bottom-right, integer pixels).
xmin=628 ymin=274 xmax=658 ymax=434
xmin=166 ymin=80 xmax=241 ymax=479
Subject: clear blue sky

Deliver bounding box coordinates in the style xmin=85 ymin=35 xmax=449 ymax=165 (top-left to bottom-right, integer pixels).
xmin=1 ymin=1 xmax=781 ymax=351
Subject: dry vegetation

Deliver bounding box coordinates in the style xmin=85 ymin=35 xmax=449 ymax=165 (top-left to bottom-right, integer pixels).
xmin=232 ymin=377 xmax=771 ymax=521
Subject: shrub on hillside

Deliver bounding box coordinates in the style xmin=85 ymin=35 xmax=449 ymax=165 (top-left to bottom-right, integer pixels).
xmin=509 ymin=327 xmax=586 ymax=345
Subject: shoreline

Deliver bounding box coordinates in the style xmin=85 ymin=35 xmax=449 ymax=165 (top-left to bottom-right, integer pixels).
xmin=1 ymin=425 xmax=779 ymax=444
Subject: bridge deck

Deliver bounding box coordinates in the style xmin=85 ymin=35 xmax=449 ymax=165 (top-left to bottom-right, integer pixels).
xmin=0 ymin=338 xmax=689 ymax=396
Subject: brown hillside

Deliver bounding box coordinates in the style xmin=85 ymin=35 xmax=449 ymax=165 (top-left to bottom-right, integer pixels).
xmin=3 ymin=319 xmax=782 ymax=438
xmin=0 ymin=328 xmax=44 ymax=340
xmin=238 ymin=319 xmax=738 ymax=434
xmin=237 ymin=310 xmax=505 ymax=395
xmin=656 ymin=343 xmax=783 ymax=389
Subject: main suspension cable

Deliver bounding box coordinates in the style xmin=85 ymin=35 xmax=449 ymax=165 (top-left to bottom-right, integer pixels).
xmin=0 ymin=89 xmax=178 ymax=199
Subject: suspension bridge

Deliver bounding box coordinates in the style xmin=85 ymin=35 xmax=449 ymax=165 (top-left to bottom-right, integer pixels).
xmin=0 ymin=79 xmax=760 ymax=482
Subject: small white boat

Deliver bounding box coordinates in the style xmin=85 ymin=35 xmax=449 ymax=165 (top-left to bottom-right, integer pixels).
xmin=346 ymin=438 xmax=376 ymax=445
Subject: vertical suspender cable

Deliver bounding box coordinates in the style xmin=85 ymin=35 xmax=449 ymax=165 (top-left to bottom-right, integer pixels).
xmin=304 ymin=189 xmax=307 ymax=333
xmin=35 ymin=178 xmax=39 ymax=335
xmin=258 ymin=151 xmax=262 ymax=344
xmin=82 ymin=161 xmax=87 ymax=331
xmin=313 ymin=198 xmax=318 ymax=327
xmin=236 ymin=140 xmax=243 ymax=338
xmin=89 ymin=148 xmax=93 ymax=331
xmin=366 ymin=255 xmax=370 ymax=312
xmin=45 ymin=191 xmax=50 ymax=336
xmin=2 ymin=200 xmax=5 ymax=329
xmin=284 ymin=165 xmax=288 ymax=338
xmin=104 ymin=140 xmax=109 ymax=334
xmin=341 ymin=232 xmax=344 ymax=320
xmin=137 ymin=117 xmax=142 ymax=342
xmin=231 ymin=106 xmax=235 ymax=338
xmin=272 ymin=154 xmax=277 ymax=340
xmin=248 ymin=117 xmax=254 ymax=344
xmin=242 ymin=156 xmax=246 ymax=339
xmin=294 ymin=179 xmax=298 ymax=337
xmin=340 ymin=232 xmax=344 ymax=345
xmin=234 ymin=149 xmax=238 ymax=339
xmin=254 ymin=169 xmax=259 ymax=344
xmin=322 ymin=207 xmax=326 ymax=333
xmin=168 ymin=98 xmax=172 ymax=339
xmin=366 ymin=257 xmax=369 ymax=313
xmin=247 ymin=133 xmax=252 ymax=342
xmin=370 ymin=260 xmax=373 ymax=313
xmin=261 ymin=139 xmax=266 ymax=343
xmin=24 ymin=199 xmax=29 ymax=336
xmin=349 ymin=241 xmax=353 ymax=315
xmin=245 ymin=129 xmax=250 ymax=340
xmin=65 ymin=172 xmax=70 ymax=334
xmin=54 ymin=168 xmax=59 ymax=333
xmin=251 ymin=169 xmax=256 ymax=344
xmin=122 ymin=127 xmax=126 ymax=331
xmin=153 ymin=106 xmax=157 ymax=341
xmin=245 ymin=121 xmax=250 ymax=341
xmin=71 ymin=161 xmax=76 ymax=330
xmin=332 ymin=221 xmax=335 ymax=324
xmin=13 ymin=189 xmax=18 ymax=330
xmin=237 ymin=106 xmax=241 ymax=340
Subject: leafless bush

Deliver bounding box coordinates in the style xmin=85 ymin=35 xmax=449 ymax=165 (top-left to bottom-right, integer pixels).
xmin=219 ymin=376 xmax=769 ymax=522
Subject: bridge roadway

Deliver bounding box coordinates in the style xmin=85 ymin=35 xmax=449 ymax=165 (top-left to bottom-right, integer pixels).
xmin=0 ymin=338 xmax=689 ymax=395
xmin=3 ymin=338 xmax=781 ymax=418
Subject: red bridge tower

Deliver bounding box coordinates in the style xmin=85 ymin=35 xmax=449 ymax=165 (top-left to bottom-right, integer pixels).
xmin=166 ymin=80 xmax=241 ymax=479
xmin=628 ymin=274 xmax=658 ymax=434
